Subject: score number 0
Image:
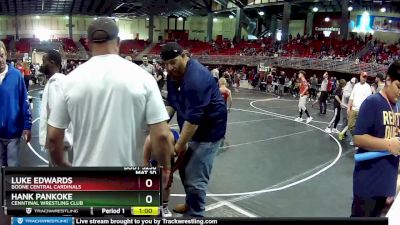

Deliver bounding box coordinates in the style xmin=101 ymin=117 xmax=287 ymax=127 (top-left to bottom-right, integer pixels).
xmin=145 ymin=179 xmax=153 ymax=203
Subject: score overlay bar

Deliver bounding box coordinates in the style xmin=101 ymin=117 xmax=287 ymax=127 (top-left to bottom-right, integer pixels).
xmin=1 ymin=167 xmax=161 ymax=216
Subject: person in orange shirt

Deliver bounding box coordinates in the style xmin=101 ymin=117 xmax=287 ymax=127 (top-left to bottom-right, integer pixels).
xmin=22 ymin=62 xmax=31 ymax=91
xmin=294 ymin=70 xmax=313 ymax=123
xmin=16 ymin=61 xmax=24 ymax=75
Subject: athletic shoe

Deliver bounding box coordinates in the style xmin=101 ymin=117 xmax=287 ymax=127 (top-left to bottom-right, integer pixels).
xmin=294 ymin=117 xmax=303 ymax=122
xmin=173 ymin=204 xmax=189 ymax=214
xmin=325 ymin=128 xmax=332 ymax=134
xmin=306 ymin=117 xmax=313 ymax=124
xmin=338 ymin=132 xmax=345 ymax=141
xmin=161 ymin=205 xmax=173 ymax=217
xmin=332 ymin=128 xmax=340 ymax=134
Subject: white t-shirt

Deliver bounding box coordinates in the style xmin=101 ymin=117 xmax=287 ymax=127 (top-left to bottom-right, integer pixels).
xmin=320 ymin=78 xmax=328 ymax=91
xmin=39 ymin=73 xmax=73 ymax=148
xmin=342 ymin=82 xmax=353 ymax=98
xmin=48 ymin=54 xmax=169 ymax=166
xmin=211 ymin=68 xmax=219 ymax=79
xmin=349 ymin=82 xmax=372 ymax=112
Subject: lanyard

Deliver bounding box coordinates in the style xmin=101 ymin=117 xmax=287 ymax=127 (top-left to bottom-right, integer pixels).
xmin=380 ymin=90 xmax=399 ymax=126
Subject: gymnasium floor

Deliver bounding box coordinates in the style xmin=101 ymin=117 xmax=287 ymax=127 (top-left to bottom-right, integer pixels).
xmin=21 ymin=84 xmax=356 ymax=217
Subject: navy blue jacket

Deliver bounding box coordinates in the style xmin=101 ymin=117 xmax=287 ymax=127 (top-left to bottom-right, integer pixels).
xmin=167 ymin=59 xmax=227 ymax=142
xmin=0 ymin=65 xmax=32 ymax=139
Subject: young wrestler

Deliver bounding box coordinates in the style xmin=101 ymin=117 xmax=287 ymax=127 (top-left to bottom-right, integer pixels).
xmin=219 ymin=77 xmax=232 ymax=112
xmin=143 ymin=129 xmax=180 ymax=217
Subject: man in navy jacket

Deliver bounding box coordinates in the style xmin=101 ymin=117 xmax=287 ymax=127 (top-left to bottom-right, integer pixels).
xmin=0 ymin=41 xmax=32 ymax=167
xmin=161 ymin=42 xmax=227 ymax=217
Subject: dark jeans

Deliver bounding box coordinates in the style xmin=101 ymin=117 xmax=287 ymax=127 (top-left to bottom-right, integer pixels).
xmin=24 ymin=76 xmax=30 ymax=91
xmin=328 ymin=106 xmax=341 ymax=128
xmin=0 ymin=138 xmax=21 ymax=167
xmin=351 ymin=195 xmax=387 ymax=217
xmin=319 ymin=91 xmax=328 ymax=114
xmin=309 ymin=88 xmax=317 ymax=100
xmin=157 ymin=80 xmax=165 ymax=91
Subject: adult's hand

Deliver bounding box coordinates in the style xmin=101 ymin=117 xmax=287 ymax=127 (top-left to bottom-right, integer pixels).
xmin=387 ymin=137 xmax=400 ymax=156
xmin=22 ymin=130 xmax=31 ymax=142
xmin=175 ymin=141 xmax=187 ymax=155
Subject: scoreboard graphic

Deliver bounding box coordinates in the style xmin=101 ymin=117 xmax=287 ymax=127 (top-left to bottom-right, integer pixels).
xmin=1 ymin=167 xmax=161 ymax=216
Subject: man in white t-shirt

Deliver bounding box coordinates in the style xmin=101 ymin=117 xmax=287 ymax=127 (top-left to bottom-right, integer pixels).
xmin=338 ymin=77 xmax=357 ymax=141
xmin=47 ymin=18 xmax=173 ymax=167
xmin=348 ymin=72 xmax=372 ymax=135
xmin=319 ymin=72 xmax=329 ymax=115
xmin=38 ymin=50 xmax=73 ymax=166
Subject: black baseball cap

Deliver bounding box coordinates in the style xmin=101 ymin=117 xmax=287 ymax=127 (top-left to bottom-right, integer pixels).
xmin=87 ymin=17 xmax=119 ymax=43
xmin=160 ymin=42 xmax=183 ymax=61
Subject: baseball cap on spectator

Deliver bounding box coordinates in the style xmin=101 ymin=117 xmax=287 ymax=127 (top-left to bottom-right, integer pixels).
xmin=87 ymin=17 xmax=119 ymax=43
xmin=351 ymin=77 xmax=356 ymax=83
xmin=160 ymin=42 xmax=184 ymax=61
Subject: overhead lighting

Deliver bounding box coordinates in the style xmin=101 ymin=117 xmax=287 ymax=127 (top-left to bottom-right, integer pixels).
xmin=258 ymin=11 xmax=264 ymax=16
xmin=114 ymin=18 xmax=119 ymax=21
xmin=178 ymin=17 xmax=183 ymax=21
xmin=229 ymin=15 xmax=234 ymax=19
xmin=276 ymin=30 xmax=282 ymax=41
xmin=146 ymin=17 xmax=149 ymax=21
xmin=35 ymin=15 xmax=40 ymax=19
xmin=324 ymin=17 xmax=330 ymax=22
xmin=94 ymin=17 xmax=98 ymax=20
xmin=312 ymin=7 xmax=318 ymax=12
xmin=348 ymin=6 xmax=353 ymax=11
xmin=380 ymin=7 xmax=386 ymax=12
xmin=389 ymin=20 xmax=392 ymax=23
xmin=64 ymin=16 xmax=69 ymax=19
xmin=35 ymin=29 xmax=52 ymax=41
xmin=213 ymin=18 xmax=218 ymax=22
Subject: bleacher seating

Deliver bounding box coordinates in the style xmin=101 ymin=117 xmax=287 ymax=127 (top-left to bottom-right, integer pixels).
xmin=362 ymin=41 xmax=400 ymax=65
xmin=57 ymin=38 xmax=78 ymax=53
xmin=15 ymin=38 xmax=40 ymax=53
xmin=148 ymin=36 xmax=366 ymax=59
xmin=150 ymin=40 xmax=213 ymax=55
xmin=119 ymin=39 xmax=148 ymax=56
xmin=79 ymin=37 xmax=89 ymax=51
xmin=281 ymin=36 xmax=365 ymax=58
xmin=1 ymin=38 xmax=11 ymax=51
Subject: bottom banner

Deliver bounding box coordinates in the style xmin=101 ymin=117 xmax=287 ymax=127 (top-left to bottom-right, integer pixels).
xmin=11 ymin=217 xmax=388 ymax=225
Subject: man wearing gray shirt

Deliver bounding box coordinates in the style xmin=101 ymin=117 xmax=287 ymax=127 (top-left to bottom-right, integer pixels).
xmin=140 ymin=55 xmax=156 ymax=77
xmin=310 ymin=74 xmax=318 ymax=101
xmin=319 ymin=72 xmax=329 ymax=115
